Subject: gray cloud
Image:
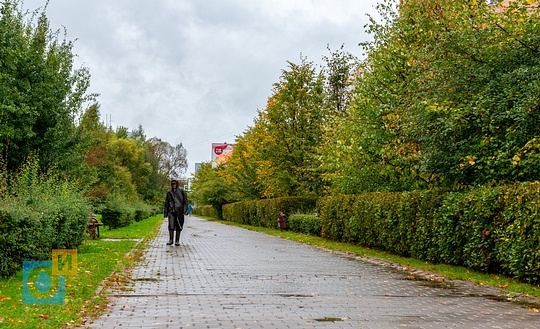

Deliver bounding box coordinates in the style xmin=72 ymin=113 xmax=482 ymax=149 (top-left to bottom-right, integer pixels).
xmin=23 ymin=0 xmax=377 ymax=176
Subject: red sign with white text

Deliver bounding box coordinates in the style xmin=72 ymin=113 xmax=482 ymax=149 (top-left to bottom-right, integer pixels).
xmin=212 ymin=143 xmax=234 ymax=167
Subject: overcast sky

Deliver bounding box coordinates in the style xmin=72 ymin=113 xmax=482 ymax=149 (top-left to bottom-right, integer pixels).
xmin=23 ymin=0 xmax=379 ymax=177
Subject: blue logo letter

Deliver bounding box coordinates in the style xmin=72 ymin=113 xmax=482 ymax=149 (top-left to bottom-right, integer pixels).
xmin=22 ymin=260 xmax=65 ymax=305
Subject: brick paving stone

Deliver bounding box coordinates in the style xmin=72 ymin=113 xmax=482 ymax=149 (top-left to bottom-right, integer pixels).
xmin=84 ymin=216 xmax=540 ymax=328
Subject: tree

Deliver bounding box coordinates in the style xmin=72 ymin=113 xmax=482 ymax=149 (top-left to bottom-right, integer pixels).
xmin=191 ymin=54 xmax=335 ymax=205
xmin=221 ymin=51 xmax=360 ymax=199
xmin=111 ymin=137 xmax=152 ymax=197
xmin=79 ymin=105 xmax=161 ymax=204
xmin=0 ymin=0 xmax=94 ymax=175
xmin=409 ymin=0 xmax=540 ymax=186
xmin=384 ymin=0 xmax=540 ymax=187
xmin=319 ymin=0 xmax=429 ymax=193
xmin=223 ymin=126 xmax=266 ymax=200
xmin=127 ymin=125 xmax=167 ymax=202
xmin=148 ymin=137 xmax=188 ymax=180
xmin=321 ymin=0 xmax=540 ymax=192
xmin=190 ymin=162 xmax=236 ymax=219
xmin=323 ymin=44 xmax=358 ymax=117
xmin=129 ymin=124 xmax=146 ymax=142
xmin=254 ymin=57 xmax=326 ymax=197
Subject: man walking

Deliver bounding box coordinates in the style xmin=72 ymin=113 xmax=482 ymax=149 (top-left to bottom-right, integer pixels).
xmin=164 ymin=179 xmax=188 ymax=246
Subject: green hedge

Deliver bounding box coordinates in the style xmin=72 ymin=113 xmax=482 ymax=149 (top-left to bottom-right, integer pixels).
xmin=318 ymin=182 xmax=540 ymax=283
xmin=287 ymin=214 xmax=321 ymax=236
xmin=496 ymin=183 xmax=540 ymax=283
xmin=433 ymin=187 xmax=502 ymax=271
xmin=193 ymin=205 xmax=218 ymax=218
xmin=0 ymin=179 xmax=91 ymax=277
xmin=222 ymin=197 xmax=317 ymax=229
xmin=101 ymin=198 xmax=156 ymax=229
xmin=318 ymin=190 xmax=444 ymax=259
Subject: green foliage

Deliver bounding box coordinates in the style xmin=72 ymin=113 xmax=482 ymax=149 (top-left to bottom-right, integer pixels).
xmin=287 ymin=213 xmax=321 ymax=236
xmin=221 ymin=48 xmax=359 ymax=201
xmin=0 ymin=0 xmax=170 ymax=214
xmin=432 ymin=188 xmax=502 ymax=271
xmin=192 ymin=205 xmax=218 ymax=218
xmin=318 ymin=191 xmax=443 ymax=255
xmin=100 ymin=194 xmax=155 ymax=229
xmin=0 ymin=0 xmax=94 ymax=175
xmin=496 ymin=182 xmax=540 ymax=283
xmin=0 ymin=157 xmax=91 ymax=277
xmin=322 ymin=44 xmax=357 ymax=117
xmin=79 ymin=105 xmax=171 ymax=205
xmin=319 ymin=0 xmax=427 ymax=194
xmin=111 ymin=137 xmax=152 ymax=195
xmin=320 ymin=0 xmax=540 ymax=192
xmin=317 ymin=181 xmax=540 ymax=283
xmin=222 ymin=196 xmax=317 ymax=229
xmin=191 ymin=162 xmax=237 ymax=219
xmin=219 ymin=56 xmax=330 ymax=200
xmin=256 ymin=57 xmax=326 ymax=197
xmin=413 ymin=0 xmax=540 ymax=186
xmin=223 ymin=130 xmax=265 ymax=201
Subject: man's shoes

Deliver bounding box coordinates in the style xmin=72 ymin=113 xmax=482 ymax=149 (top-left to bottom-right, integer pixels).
xmin=175 ymin=243 xmax=180 ymax=246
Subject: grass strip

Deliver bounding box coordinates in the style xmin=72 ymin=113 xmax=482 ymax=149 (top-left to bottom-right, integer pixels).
xmin=0 ymin=214 xmax=163 ymax=328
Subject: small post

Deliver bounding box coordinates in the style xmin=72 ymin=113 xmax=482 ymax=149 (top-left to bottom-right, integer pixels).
xmin=277 ymin=212 xmax=287 ymax=231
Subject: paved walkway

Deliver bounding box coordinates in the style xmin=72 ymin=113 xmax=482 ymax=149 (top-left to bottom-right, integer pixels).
xmin=85 ymin=216 xmax=540 ymax=328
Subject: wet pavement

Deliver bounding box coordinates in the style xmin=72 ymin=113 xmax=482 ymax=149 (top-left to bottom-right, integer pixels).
xmin=85 ymin=216 xmax=540 ymax=328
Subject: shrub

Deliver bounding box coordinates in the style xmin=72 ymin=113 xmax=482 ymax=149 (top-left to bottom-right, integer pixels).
xmin=222 ymin=197 xmax=318 ymax=229
xmin=222 ymin=199 xmax=259 ymax=225
xmin=101 ymin=201 xmax=132 ymax=229
xmin=193 ymin=205 xmax=218 ymax=218
xmin=319 ymin=191 xmax=451 ymax=259
xmin=399 ymin=190 xmax=445 ymax=261
xmin=431 ymin=188 xmax=502 ymax=271
xmin=287 ymin=213 xmax=321 ymax=236
xmin=101 ymin=197 xmax=155 ymax=229
xmin=495 ymin=182 xmax=540 ymax=283
xmin=133 ymin=200 xmax=156 ymax=222
xmin=317 ymin=183 xmax=540 ymax=283
xmin=0 ymin=159 xmax=90 ymax=277
xmin=318 ymin=195 xmax=347 ymax=241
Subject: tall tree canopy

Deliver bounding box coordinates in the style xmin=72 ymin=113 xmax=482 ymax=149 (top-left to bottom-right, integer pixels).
xmin=0 ymin=0 xmax=94 ymax=174
xmin=197 ymin=50 xmax=359 ymax=201
xmin=322 ymin=0 xmax=540 ymax=192
xmin=193 ymin=0 xmax=540 ymax=203
xmin=233 ymin=57 xmax=326 ymax=198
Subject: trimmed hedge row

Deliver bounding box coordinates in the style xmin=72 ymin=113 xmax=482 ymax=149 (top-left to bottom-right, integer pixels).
xmin=222 ymin=197 xmax=317 ymax=228
xmin=318 ymin=182 xmax=540 ymax=283
xmin=287 ymin=214 xmax=321 ymax=236
xmin=193 ymin=205 xmax=218 ymax=218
